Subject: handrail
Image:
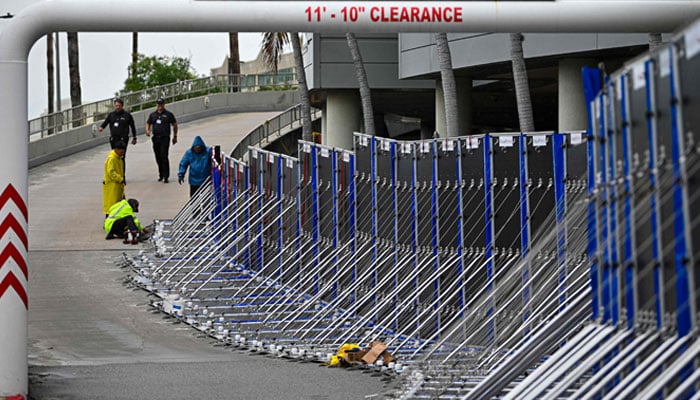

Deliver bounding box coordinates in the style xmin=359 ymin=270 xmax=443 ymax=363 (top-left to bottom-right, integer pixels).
xmin=230 ymin=104 xmax=321 ymax=161
xmin=29 ymin=72 xmax=297 ymax=141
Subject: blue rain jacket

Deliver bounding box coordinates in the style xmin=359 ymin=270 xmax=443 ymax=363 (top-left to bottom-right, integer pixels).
xmin=178 ymin=136 xmax=211 ymax=186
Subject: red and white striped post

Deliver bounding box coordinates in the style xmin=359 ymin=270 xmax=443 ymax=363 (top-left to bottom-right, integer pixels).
xmin=1 ymin=1 xmax=700 ymax=397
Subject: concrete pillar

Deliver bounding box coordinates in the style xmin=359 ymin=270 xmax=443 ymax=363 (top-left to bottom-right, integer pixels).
xmin=321 ymin=102 xmax=328 ymax=145
xmin=558 ymin=58 xmax=596 ymax=132
xmin=324 ymin=90 xmax=360 ymax=150
xmin=435 ymin=77 xmax=473 ymax=138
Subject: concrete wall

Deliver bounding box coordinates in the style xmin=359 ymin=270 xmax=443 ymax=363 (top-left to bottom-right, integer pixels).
xmin=29 ymin=91 xmax=300 ymax=168
xmin=398 ymin=32 xmax=651 ymax=79
xmin=307 ymin=33 xmax=433 ymax=90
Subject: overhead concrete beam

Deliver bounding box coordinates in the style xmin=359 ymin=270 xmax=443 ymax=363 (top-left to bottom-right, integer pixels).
xmin=2 ymin=0 xmax=700 ymax=397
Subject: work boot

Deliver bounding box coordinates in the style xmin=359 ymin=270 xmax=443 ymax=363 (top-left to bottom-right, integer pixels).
xmin=123 ymin=230 xmax=134 ymax=244
xmin=130 ymin=231 xmax=140 ymax=245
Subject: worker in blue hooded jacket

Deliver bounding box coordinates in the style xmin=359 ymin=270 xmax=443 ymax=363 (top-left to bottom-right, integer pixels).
xmin=177 ymin=136 xmax=211 ymax=197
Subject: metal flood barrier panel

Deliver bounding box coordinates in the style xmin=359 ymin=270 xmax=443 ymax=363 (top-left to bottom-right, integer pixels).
xmin=119 ymin=19 xmax=700 ymax=400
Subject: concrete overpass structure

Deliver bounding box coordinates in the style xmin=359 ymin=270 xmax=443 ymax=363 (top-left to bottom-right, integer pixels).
xmin=2 ymin=1 xmax=700 ymax=397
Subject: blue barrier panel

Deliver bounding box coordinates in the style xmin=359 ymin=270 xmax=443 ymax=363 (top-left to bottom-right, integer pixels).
xmin=431 ymin=139 xmax=440 ymax=335
xmin=643 ymin=59 xmax=664 ymax=330
xmin=484 ymin=135 xmax=495 ymax=342
xmin=295 ymin=152 xmax=303 ymax=289
xmin=492 ymin=135 xmax=520 ymax=253
xmin=553 ymin=133 xmax=567 ymax=310
xmin=619 ymin=73 xmax=636 ymax=330
xmin=649 ymin=50 xmax=678 ymax=323
xmin=583 ymin=66 xmax=601 ymax=321
xmin=411 ymin=142 xmax=420 ymax=332
xmin=243 ymin=163 xmax=251 ymax=269
xmin=456 ymin=139 xmax=465 ymax=314
xmin=598 ymin=85 xmax=612 ymax=324
xmin=370 ymin=136 xmax=378 ymax=313
xmin=519 ymin=133 xmax=531 ymax=330
xmin=331 ymin=149 xmax=339 ymax=300
xmin=677 ymin=26 xmax=700 ymax=327
xmin=605 ymin=79 xmax=620 ymax=325
xmin=348 ymin=152 xmax=357 ymax=307
xmin=390 ymin=141 xmax=399 ymax=332
xmin=256 ymin=150 xmax=265 ymax=272
xmin=212 ymin=153 xmax=223 ymax=225
xmin=276 ymin=154 xmax=283 ymax=282
xmin=310 ymin=144 xmax=319 ymax=295
xmin=670 ymin=43 xmax=693 ymax=337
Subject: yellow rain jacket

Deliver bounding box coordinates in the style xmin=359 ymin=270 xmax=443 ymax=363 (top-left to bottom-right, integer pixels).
xmin=325 ymin=343 xmax=361 ymax=367
xmin=103 ymin=149 xmax=125 ymax=214
xmin=104 ymin=199 xmax=143 ymax=234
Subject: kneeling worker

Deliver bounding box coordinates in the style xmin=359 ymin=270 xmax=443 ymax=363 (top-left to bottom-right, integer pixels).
xmin=104 ymin=198 xmax=146 ymax=244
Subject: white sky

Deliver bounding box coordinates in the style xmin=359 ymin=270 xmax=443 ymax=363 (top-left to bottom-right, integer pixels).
xmin=1 ymin=0 xmax=264 ymax=118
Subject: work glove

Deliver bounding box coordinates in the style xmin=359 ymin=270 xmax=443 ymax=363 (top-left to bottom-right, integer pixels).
xmin=178 ymin=176 xmax=184 ymax=185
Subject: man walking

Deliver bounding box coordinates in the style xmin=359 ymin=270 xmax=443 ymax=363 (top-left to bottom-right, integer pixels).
xmin=99 ymin=98 xmax=137 ymax=149
xmin=178 ymin=136 xmax=211 ymax=197
xmin=146 ymin=98 xmax=178 ymax=183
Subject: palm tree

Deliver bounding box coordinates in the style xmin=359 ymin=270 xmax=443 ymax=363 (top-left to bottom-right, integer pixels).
xmin=67 ymin=32 xmax=82 ymax=127
xmin=291 ymin=33 xmax=313 ymax=142
xmin=435 ymin=32 xmax=458 ymax=137
xmin=346 ymin=33 xmax=375 ymax=135
xmin=131 ymin=32 xmax=138 ymax=78
xmin=510 ymin=33 xmax=535 ymax=132
xmin=46 ymin=34 xmax=54 ymax=134
xmin=262 ymin=32 xmax=312 ymax=142
xmin=261 ymin=32 xmax=289 ymax=74
xmin=228 ymin=33 xmax=240 ymax=92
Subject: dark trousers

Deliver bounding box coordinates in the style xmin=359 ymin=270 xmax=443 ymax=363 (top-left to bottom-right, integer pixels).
xmin=189 ymin=185 xmax=201 ymax=198
xmin=152 ymin=136 xmax=170 ymax=179
xmin=109 ymin=215 xmax=138 ymax=236
xmin=109 ymin=135 xmax=130 ymax=149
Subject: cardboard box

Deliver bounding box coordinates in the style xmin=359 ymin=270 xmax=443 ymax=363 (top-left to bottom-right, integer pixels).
xmin=361 ymin=341 xmax=388 ymax=364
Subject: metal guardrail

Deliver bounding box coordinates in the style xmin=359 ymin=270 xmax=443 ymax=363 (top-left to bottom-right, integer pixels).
xmin=230 ymin=104 xmax=321 ymax=160
xmin=29 ymin=73 xmax=297 ymax=141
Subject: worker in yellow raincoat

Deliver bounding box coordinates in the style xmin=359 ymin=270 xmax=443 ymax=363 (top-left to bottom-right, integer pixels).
xmin=103 ymin=141 xmax=126 ymax=217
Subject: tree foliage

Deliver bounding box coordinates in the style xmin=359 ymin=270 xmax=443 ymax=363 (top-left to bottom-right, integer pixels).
xmin=261 ymin=32 xmax=290 ymax=73
xmin=123 ymin=53 xmax=196 ymax=92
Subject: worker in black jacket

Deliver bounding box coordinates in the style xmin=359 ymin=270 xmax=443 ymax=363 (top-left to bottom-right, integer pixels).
xmin=146 ymin=98 xmax=178 ymax=183
xmin=99 ymin=98 xmax=137 ymax=149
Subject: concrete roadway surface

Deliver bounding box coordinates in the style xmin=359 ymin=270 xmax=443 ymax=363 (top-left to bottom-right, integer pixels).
xmin=27 ymin=112 xmax=390 ymax=399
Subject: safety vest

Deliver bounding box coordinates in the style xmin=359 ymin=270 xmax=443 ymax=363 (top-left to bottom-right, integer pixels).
xmin=104 ymin=200 xmax=142 ymax=233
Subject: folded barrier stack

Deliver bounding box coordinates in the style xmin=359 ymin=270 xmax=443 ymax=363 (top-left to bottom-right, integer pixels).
xmin=119 ymin=19 xmax=700 ymax=399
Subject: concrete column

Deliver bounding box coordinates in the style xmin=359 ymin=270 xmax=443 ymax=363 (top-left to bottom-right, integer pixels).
xmin=321 ymin=102 xmax=328 ymax=145
xmin=558 ymin=58 xmax=596 ymax=132
xmin=0 ymin=60 xmax=29 ymax=398
xmin=435 ymin=77 xmax=473 ymax=138
xmin=324 ymin=90 xmax=360 ymax=150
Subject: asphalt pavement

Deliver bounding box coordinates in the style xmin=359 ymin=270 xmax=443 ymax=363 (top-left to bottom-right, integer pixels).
xmin=27 ymin=112 xmax=390 ymax=399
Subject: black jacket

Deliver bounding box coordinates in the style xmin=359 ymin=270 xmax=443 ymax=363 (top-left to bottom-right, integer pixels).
xmin=101 ymin=110 xmax=136 ymax=138
xmin=147 ymin=110 xmax=177 ymax=137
